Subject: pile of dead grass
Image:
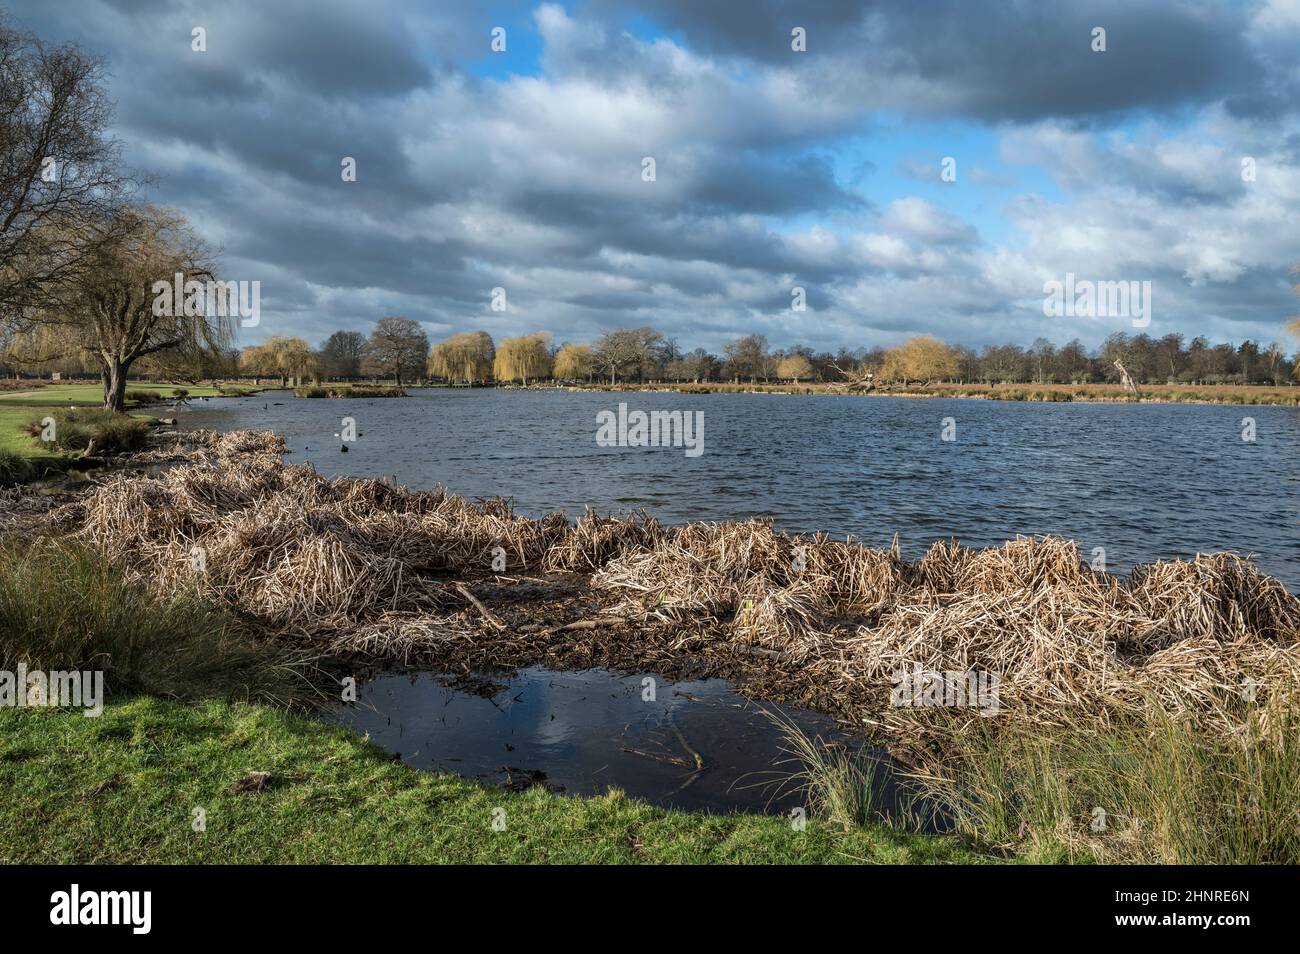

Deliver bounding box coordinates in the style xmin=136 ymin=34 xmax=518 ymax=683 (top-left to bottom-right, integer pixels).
xmin=844 ymin=538 xmax=1300 ymax=737
xmin=71 ymin=436 xmax=569 ymax=632
xmin=594 ymin=526 xmax=1300 ymax=736
xmin=591 ymin=521 xmax=904 ymax=659
xmin=58 ymin=429 xmax=1300 ymax=738
xmin=542 ymin=510 xmax=665 ymax=572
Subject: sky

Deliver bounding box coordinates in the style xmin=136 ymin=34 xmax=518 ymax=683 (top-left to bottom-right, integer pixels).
xmin=8 ymin=0 xmax=1300 ymax=354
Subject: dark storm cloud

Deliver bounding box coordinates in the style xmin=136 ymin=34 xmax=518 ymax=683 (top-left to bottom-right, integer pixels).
xmin=591 ymin=0 xmax=1280 ymax=122
xmin=236 ymin=2 xmax=433 ymax=97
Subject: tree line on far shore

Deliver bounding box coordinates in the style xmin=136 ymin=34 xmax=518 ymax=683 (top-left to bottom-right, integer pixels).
xmin=46 ymin=321 xmax=1289 ymax=389
xmin=4 ymin=20 xmax=1298 ymax=404
xmin=15 ymin=311 xmax=1300 ymax=389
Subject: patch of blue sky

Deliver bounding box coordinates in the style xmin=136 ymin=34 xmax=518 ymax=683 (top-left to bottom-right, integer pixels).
xmin=767 ymin=116 xmax=1070 ymax=247
xmin=465 ymin=5 xmax=545 ymax=79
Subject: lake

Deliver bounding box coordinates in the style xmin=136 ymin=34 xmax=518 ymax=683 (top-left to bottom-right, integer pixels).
xmin=184 ymin=388 xmax=1300 ymax=588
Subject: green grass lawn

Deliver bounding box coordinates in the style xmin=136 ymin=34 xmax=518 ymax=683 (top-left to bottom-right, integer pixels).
xmin=0 ymin=382 xmax=224 ymax=467
xmin=0 ymin=698 xmax=994 ymax=864
xmin=0 ymin=381 xmax=224 ymax=407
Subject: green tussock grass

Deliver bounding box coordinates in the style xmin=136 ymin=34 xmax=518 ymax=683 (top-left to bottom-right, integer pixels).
xmin=914 ymin=707 xmax=1300 ymax=864
xmin=0 ymin=448 xmax=35 ymax=486
xmin=22 ymin=407 xmax=149 ymax=454
xmin=779 ymin=704 xmax=1300 ymax=865
xmin=0 ymin=539 xmax=319 ymax=706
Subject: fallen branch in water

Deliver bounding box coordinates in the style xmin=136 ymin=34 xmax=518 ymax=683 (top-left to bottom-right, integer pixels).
xmin=454 ymin=583 xmax=507 ymax=631
xmin=516 ymin=616 xmax=626 ymax=635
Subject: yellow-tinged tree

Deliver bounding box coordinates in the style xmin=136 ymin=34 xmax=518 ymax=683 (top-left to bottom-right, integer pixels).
xmin=553 ymin=343 xmax=592 ymax=382
xmin=879 ymin=335 xmax=962 ymax=384
xmin=776 ymin=354 xmax=813 ymax=382
xmin=428 ymin=331 xmax=494 ymax=383
xmin=241 ymin=336 xmax=316 ymax=386
xmin=493 ymin=332 xmax=552 ymax=385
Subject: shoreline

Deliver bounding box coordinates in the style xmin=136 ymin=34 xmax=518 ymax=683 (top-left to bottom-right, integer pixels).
xmin=12 ymin=427 xmax=1296 ymax=737
xmin=5 ymin=427 xmax=1299 ymax=863
xmin=540 ymin=380 xmax=1300 ymax=406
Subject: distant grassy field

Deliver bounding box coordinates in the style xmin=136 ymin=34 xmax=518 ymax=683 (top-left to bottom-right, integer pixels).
xmin=570 ymin=380 xmax=1300 ymax=404
xmin=894 ymin=381 xmax=1300 ymax=405
xmin=0 ymin=381 xmax=224 ymax=470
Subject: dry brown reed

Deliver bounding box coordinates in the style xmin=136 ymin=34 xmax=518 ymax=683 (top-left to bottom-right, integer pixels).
xmin=51 ymin=429 xmax=1300 ymax=740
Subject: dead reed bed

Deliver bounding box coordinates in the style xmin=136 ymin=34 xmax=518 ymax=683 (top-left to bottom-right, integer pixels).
xmin=51 ymin=429 xmax=1300 ymax=739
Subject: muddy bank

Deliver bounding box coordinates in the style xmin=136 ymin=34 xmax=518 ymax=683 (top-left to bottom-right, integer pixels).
xmin=15 ymin=428 xmax=1300 ymax=740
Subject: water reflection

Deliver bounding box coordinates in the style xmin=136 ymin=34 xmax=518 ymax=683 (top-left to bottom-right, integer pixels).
xmin=324 ymin=666 xmax=921 ymax=819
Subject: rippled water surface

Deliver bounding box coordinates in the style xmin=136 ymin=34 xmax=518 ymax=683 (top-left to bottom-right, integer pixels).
xmin=185 ymin=388 xmax=1299 ymax=587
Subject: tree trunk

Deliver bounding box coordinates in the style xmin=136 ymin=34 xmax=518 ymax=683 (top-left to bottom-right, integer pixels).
xmin=103 ymin=357 xmax=128 ymax=413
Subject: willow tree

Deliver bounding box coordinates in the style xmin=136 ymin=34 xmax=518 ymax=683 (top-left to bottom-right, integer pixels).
xmin=877 ymin=335 xmax=961 ymax=385
xmin=493 ymin=332 xmax=552 ymax=385
xmin=553 ymin=343 xmax=592 ymax=382
xmin=58 ymin=205 xmax=230 ymax=411
xmin=241 ymin=336 xmax=316 ymax=386
xmin=428 ymin=330 xmax=494 ymax=383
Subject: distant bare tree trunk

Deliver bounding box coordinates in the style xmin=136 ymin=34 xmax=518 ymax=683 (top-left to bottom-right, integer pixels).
xmin=1113 ymin=358 xmax=1137 ymax=394
xmin=829 ymin=363 xmax=876 ymax=392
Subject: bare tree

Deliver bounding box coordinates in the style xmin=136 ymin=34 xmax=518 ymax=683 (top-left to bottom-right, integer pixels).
xmin=57 ymin=205 xmax=231 ymax=411
xmin=1113 ymin=358 xmax=1137 ymax=394
xmin=362 ymin=316 xmax=427 ymax=386
xmin=722 ymin=334 xmax=768 ymax=382
xmin=592 ymin=327 xmax=662 ymax=384
xmin=319 ymin=330 xmax=365 ymax=379
xmin=0 ymin=18 xmax=128 ymax=332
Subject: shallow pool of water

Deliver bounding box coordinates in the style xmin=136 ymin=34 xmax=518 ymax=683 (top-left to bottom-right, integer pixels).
xmin=323 ymin=666 xmax=922 ymax=820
